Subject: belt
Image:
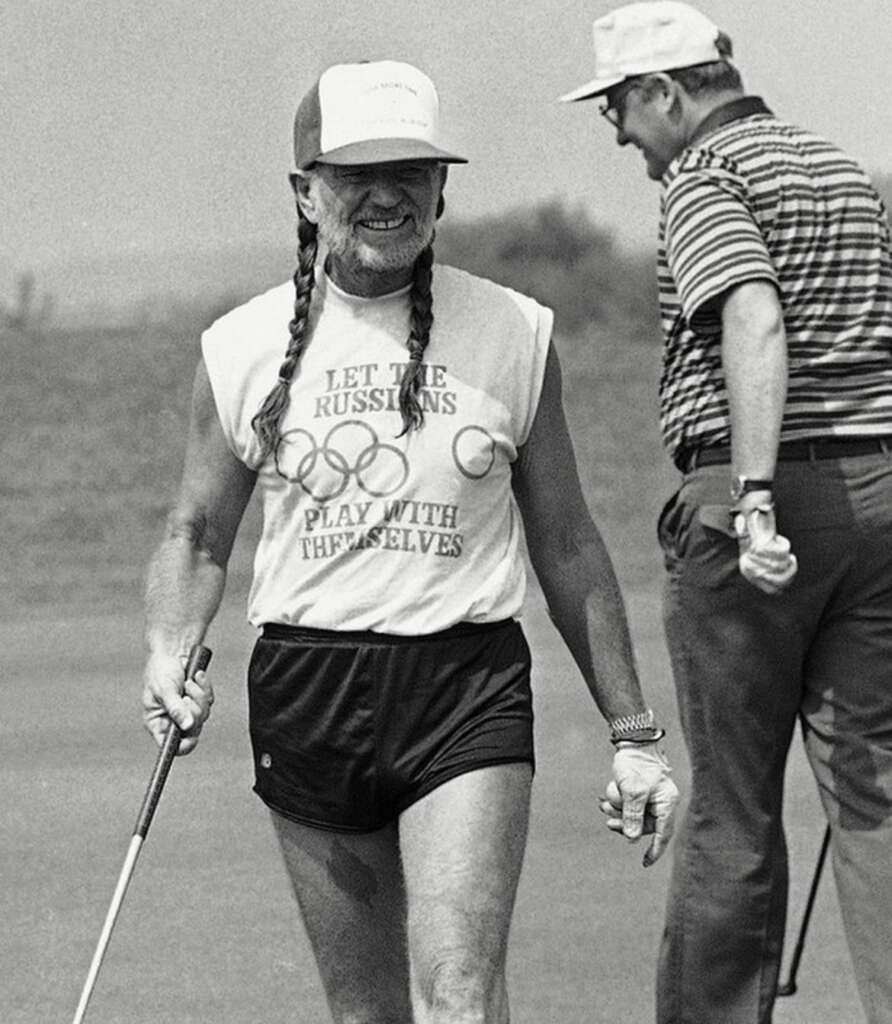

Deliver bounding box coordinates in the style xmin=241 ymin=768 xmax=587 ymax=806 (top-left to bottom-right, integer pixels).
xmin=678 ymin=437 xmax=892 ymax=473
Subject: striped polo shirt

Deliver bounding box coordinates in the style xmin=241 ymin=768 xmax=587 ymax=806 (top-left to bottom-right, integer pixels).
xmin=658 ymin=96 xmax=892 ymax=467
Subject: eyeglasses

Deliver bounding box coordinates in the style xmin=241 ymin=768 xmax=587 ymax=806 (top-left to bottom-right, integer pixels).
xmin=599 ymin=78 xmax=643 ymax=129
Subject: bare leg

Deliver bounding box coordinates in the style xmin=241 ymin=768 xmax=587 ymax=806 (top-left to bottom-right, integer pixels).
xmin=271 ymin=811 xmax=411 ymax=1024
xmin=399 ymin=764 xmax=533 ymax=1024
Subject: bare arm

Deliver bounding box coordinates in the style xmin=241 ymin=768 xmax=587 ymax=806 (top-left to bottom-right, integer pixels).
xmin=721 ymin=279 xmax=787 ymax=486
xmin=512 ymin=341 xmax=678 ymax=862
xmin=142 ymin=356 xmax=257 ymax=750
xmin=511 ymin=341 xmax=646 ymax=724
xmin=720 ymin=281 xmax=797 ymax=593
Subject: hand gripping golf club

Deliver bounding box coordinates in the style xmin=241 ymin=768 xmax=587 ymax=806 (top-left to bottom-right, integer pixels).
xmin=71 ymin=644 xmax=212 ymax=1024
xmin=776 ymin=824 xmax=831 ymax=997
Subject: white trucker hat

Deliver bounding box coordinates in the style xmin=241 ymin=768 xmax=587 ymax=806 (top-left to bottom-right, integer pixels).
xmin=560 ymin=1 xmax=722 ymax=102
xmin=294 ymin=60 xmax=467 ymax=168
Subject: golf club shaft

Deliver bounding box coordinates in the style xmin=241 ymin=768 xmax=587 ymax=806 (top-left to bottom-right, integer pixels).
xmin=71 ymin=835 xmax=144 ymax=1024
xmin=71 ymin=643 xmax=212 ymax=1024
xmin=776 ymin=823 xmax=831 ymax=997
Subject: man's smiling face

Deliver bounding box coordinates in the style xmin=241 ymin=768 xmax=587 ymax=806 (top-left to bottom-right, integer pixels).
xmin=604 ymin=76 xmax=688 ymax=182
xmin=296 ymin=161 xmax=446 ymax=296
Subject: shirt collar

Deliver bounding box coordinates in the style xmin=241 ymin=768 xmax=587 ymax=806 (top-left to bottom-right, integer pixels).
xmin=688 ymin=95 xmax=772 ymax=147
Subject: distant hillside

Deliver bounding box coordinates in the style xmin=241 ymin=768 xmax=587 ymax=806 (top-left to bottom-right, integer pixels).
xmin=437 ymin=200 xmax=659 ymax=337
xmin=10 ymin=174 xmax=890 ymax=334
xmin=9 ymin=200 xmax=658 ymax=337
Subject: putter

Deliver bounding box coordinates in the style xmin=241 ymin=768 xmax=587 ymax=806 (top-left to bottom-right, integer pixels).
xmin=71 ymin=643 xmax=212 ymax=1024
xmin=776 ymin=824 xmax=831 ymax=997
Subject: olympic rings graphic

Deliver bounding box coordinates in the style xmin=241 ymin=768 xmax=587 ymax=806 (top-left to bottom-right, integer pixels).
xmin=275 ymin=420 xmax=410 ymax=500
xmin=452 ymin=425 xmax=497 ymax=479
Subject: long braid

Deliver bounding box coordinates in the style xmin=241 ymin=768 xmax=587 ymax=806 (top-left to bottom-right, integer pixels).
xmin=251 ymin=214 xmax=318 ymax=459
xmin=397 ymin=234 xmax=435 ymax=436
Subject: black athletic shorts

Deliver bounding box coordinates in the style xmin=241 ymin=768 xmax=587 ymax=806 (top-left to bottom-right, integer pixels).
xmin=247 ymin=618 xmax=534 ymax=832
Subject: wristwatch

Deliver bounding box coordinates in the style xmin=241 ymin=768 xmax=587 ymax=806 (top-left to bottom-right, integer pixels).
xmin=609 ymin=708 xmax=666 ymax=746
xmin=730 ymin=475 xmax=774 ymax=502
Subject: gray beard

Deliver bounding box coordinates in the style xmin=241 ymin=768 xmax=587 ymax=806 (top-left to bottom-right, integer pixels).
xmin=320 ymin=211 xmax=435 ymax=279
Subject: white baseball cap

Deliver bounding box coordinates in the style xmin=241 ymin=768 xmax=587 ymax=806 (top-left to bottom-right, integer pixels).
xmin=294 ymin=60 xmax=467 ymax=168
xmin=559 ymin=1 xmax=722 ymax=103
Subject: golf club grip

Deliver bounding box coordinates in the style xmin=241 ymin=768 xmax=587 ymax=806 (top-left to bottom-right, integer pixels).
xmin=134 ymin=644 xmax=212 ymax=839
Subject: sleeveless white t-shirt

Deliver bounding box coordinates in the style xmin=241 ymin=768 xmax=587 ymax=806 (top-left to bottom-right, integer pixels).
xmin=201 ymin=263 xmax=552 ymax=634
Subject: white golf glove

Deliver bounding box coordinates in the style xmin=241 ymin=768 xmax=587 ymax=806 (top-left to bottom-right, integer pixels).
xmin=733 ymin=503 xmax=797 ymax=595
xmin=603 ymin=743 xmax=679 ymax=867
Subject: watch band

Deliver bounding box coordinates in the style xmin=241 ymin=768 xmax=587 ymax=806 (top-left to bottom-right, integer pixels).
xmin=731 ymin=476 xmax=774 ymax=501
xmin=609 ymin=708 xmax=664 ymax=746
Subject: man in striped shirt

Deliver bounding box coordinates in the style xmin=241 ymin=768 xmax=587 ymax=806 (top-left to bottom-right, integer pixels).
xmin=562 ymin=3 xmax=892 ymax=1023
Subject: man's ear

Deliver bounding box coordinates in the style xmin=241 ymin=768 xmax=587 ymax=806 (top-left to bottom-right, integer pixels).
xmin=650 ymin=73 xmax=683 ymax=112
xmin=290 ymin=169 xmax=319 ymax=224
xmin=642 ymin=73 xmax=664 ymax=96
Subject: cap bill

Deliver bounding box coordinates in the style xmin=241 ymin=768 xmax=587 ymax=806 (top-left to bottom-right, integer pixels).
xmin=313 ymin=137 xmax=468 ymax=166
xmin=558 ymin=73 xmax=626 ymax=103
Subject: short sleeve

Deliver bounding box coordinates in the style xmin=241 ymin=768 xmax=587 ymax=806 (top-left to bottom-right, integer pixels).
xmin=664 ymin=158 xmax=778 ymax=322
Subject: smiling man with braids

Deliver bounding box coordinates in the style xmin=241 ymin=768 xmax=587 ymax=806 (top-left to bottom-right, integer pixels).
xmin=141 ymin=59 xmax=678 ymax=1022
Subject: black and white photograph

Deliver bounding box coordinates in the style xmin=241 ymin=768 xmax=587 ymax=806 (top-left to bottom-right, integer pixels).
xmin=3 ymin=2 xmax=892 ymax=1022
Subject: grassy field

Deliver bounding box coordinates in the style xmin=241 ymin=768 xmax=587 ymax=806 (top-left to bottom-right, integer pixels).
xmin=0 ymin=306 xmax=862 ymax=1021
xmin=0 ymin=593 xmax=857 ymax=1023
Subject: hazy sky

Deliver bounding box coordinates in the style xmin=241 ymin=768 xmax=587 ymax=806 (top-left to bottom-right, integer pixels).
xmin=4 ymin=0 xmax=892 ymax=285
